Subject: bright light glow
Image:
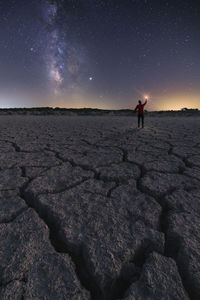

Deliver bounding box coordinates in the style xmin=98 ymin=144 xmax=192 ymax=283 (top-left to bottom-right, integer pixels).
xmin=150 ymin=92 xmax=200 ymax=111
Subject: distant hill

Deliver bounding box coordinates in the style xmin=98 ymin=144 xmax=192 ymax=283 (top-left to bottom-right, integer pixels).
xmin=0 ymin=107 xmax=199 ymax=116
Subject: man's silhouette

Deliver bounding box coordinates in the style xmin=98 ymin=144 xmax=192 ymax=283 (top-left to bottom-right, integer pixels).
xmin=134 ymin=99 xmax=147 ymax=128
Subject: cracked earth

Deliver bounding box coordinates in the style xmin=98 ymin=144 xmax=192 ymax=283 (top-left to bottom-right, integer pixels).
xmin=0 ymin=116 xmax=200 ymax=299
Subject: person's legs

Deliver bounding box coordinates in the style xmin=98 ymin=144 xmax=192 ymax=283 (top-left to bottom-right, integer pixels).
xmin=142 ymin=114 xmax=144 ymax=128
xmin=138 ymin=114 xmax=140 ymax=128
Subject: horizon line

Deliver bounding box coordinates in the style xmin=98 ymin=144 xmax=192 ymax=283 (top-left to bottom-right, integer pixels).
xmin=0 ymin=106 xmax=199 ymax=112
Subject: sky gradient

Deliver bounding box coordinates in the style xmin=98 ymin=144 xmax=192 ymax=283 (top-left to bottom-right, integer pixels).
xmin=0 ymin=0 xmax=200 ymax=110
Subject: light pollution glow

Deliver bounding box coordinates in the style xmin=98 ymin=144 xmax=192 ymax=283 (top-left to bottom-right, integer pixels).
xmin=0 ymin=90 xmax=199 ymax=111
xmin=149 ymin=93 xmax=200 ymax=111
xmin=49 ymin=92 xmax=200 ymax=111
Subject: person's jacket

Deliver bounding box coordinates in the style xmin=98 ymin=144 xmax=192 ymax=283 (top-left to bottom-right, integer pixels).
xmin=134 ymin=100 xmax=147 ymax=114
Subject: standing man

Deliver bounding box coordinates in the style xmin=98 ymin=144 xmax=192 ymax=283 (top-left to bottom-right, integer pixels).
xmin=134 ymin=98 xmax=147 ymax=128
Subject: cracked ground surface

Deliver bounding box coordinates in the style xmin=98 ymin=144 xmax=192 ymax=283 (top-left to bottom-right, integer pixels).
xmin=0 ymin=115 xmax=200 ymax=300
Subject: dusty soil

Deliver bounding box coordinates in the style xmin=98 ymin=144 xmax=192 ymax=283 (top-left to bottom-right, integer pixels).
xmin=0 ymin=116 xmax=199 ymax=299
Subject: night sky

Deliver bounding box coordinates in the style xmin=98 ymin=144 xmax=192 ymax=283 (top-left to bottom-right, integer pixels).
xmin=0 ymin=0 xmax=200 ymax=110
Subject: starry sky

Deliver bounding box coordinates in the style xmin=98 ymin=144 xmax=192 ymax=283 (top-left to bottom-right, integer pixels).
xmin=0 ymin=0 xmax=200 ymax=110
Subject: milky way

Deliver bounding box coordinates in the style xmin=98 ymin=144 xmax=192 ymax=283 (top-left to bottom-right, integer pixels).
xmin=43 ymin=0 xmax=85 ymax=96
xmin=43 ymin=1 xmax=65 ymax=95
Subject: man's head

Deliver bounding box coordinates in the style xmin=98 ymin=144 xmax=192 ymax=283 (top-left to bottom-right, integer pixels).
xmin=138 ymin=100 xmax=141 ymax=104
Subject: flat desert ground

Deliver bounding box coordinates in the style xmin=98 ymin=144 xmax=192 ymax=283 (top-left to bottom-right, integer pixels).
xmin=0 ymin=116 xmax=199 ymax=300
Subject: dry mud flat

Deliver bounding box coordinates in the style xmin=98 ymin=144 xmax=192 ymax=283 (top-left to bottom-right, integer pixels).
xmin=0 ymin=115 xmax=200 ymax=300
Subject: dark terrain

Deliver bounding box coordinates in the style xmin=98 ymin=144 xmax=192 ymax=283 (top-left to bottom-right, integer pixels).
xmin=0 ymin=116 xmax=199 ymax=299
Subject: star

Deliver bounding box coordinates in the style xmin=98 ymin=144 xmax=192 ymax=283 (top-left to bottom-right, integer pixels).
xmin=89 ymin=77 xmax=93 ymax=81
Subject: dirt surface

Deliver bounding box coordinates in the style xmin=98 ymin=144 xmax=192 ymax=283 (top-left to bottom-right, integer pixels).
xmin=0 ymin=116 xmax=199 ymax=299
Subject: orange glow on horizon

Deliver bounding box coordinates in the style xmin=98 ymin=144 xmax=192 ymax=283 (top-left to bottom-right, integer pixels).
xmin=45 ymin=91 xmax=200 ymax=111
xmin=150 ymin=93 xmax=200 ymax=111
